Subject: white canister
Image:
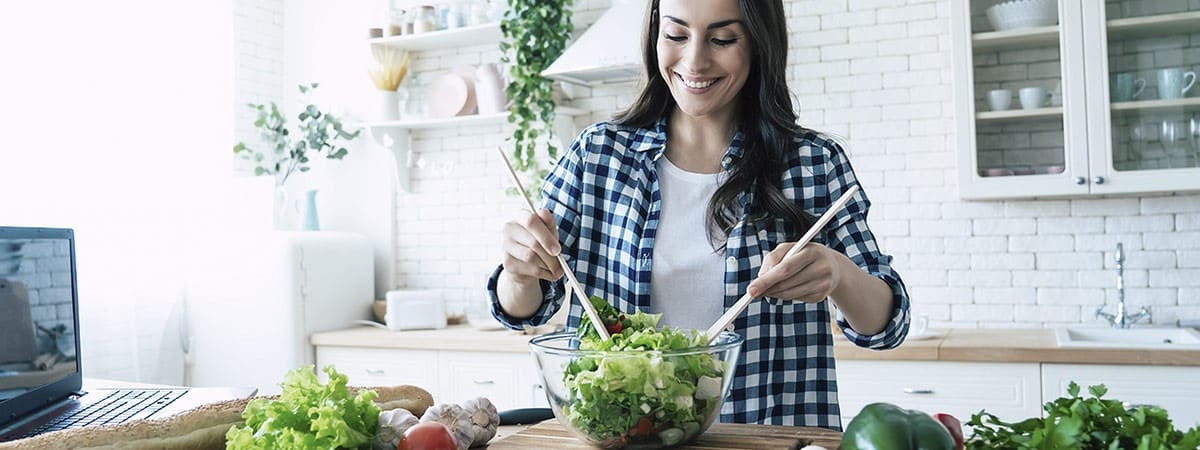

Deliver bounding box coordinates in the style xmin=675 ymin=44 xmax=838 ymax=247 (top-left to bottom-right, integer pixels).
xmin=475 ymin=63 xmax=508 ymax=114
xmin=384 ymin=289 xmax=447 ymax=331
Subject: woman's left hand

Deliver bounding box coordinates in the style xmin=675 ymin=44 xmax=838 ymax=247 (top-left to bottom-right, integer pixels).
xmin=746 ymin=242 xmax=844 ymax=303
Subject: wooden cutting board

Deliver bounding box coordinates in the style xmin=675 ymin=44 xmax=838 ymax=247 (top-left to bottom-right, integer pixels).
xmin=487 ymin=419 xmax=841 ymax=450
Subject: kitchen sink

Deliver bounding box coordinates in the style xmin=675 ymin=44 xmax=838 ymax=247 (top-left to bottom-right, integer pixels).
xmin=1054 ymin=327 xmax=1200 ymax=349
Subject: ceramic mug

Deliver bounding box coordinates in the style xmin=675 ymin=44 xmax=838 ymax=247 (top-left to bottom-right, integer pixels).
xmin=1110 ymin=72 xmax=1145 ymax=102
xmin=987 ymin=89 xmax=1012 ymax=111
xmin=1019 ymin=86 xmax=1049 ymax=109
xmin=1157 ymin=68 xmax=1196 ymax=100
xmin=912 ymin=314 xmax=930 ymax=336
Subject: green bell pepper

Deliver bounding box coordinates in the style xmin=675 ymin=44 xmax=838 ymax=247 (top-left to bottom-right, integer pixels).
xmin=841 ymin=403 xmax=957 ymax=450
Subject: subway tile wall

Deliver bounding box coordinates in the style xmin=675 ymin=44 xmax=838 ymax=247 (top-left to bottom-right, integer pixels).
xmin=243 ymin=0 xmax=1200 ymax=329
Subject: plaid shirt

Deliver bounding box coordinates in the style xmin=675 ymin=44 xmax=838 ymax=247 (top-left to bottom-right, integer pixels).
xmin=487 ymin=118 xmax=910 ymax=430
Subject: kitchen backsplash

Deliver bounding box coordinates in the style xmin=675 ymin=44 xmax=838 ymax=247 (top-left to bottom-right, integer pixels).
xmin=239 ymin=0 xmax=1200 ymax=330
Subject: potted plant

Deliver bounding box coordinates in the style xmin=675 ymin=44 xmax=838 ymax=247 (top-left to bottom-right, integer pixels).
xmin=500 ymin=0 xmax=574 ymax=196
xmin=233 ymin=83 xmax=362 ymax=228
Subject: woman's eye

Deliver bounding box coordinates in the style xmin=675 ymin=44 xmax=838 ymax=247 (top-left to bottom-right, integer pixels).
xmin=664 ymin=34 xmax=686 ymax=42
xmin=711 ymin=38 xmax=737 ymax=47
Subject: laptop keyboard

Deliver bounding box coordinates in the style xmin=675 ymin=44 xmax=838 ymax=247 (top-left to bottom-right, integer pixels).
xmin=17 ymin=389 xmax=186 ymax=438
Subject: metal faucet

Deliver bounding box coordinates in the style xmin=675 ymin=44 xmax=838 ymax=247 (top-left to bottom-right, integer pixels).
xmin=1096 ymin=243 xmax=1151 ymax=328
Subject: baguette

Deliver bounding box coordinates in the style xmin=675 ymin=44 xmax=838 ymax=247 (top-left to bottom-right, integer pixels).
xmin=0 ymin=384 xmax=433 ymax=450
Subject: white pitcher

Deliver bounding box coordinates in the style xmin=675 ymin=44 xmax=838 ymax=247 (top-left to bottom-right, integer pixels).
xmin=475 ymin=63 xmax=508 ymax=114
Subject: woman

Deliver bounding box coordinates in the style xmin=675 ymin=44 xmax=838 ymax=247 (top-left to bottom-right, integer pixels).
xmin=486 ymin=0 xmax=909 ymax=430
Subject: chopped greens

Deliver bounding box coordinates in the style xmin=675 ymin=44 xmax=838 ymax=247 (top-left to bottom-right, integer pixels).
xmin=563 ymin=296 xmax=728 ymax=447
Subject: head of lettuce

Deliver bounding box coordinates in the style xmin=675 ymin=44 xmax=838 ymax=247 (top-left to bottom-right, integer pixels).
xmin=226 ymin=365 xmax=380 ymax=449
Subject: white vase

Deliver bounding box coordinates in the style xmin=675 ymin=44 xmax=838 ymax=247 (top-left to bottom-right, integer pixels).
xmin=475 ymin=63 xmax=507 ymax=114
xmin=378 ymin=90 xmax=400 ymax=121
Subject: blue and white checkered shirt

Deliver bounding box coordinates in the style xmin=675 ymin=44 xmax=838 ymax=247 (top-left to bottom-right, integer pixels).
xmin=488 ymin=118 xmax=910 ymax=430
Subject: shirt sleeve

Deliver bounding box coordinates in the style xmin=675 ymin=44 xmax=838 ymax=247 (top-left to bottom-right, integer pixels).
xmin=487 ymin=130 xmax=588 ymax=329
xmin=819 ymin=140 xmax=911 ymax=350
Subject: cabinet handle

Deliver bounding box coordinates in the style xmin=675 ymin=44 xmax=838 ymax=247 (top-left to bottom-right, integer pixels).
xmin=1075 ymin=176 xmax=1086 ymax=185
xmin=473 ymin=379 xmax=495 ymax=385
xmin=365 ymin=368 xmax=385 ymax=375
xmin=903 ymin=388 xmax=935 ymax=395
xmin=1093 ymin=176 xmax=1105 ymax=185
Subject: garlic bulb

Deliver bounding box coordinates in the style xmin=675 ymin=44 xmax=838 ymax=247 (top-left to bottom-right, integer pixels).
xmin=460 ymin=397 xmax=499 ymax=447
xmin=420 ymin=403 xmax=474 ymax=450
xmin=374 ymin=408 xmax=419 ymax=450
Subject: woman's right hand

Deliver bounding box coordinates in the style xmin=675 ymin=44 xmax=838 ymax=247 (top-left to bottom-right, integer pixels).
xmin=501 ymin=208 xmax=564 ymax=284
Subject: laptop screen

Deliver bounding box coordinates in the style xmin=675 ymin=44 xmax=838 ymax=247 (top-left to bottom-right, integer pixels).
xmin=0 ymin=227 xmax=81 ymax=422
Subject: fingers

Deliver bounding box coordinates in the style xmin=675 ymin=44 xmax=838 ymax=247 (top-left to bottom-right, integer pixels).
xmin=501 ymin=208 xmax=564 ymax=282
xmin=748 ymin=243 xmax=818 ymax=299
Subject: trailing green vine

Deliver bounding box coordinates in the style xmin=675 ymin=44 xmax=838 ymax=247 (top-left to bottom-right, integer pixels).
xmin=500 ymin=0 xmax=574 ymax=195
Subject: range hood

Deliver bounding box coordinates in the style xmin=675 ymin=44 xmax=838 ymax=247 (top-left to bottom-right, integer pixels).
xmin=541 ymin=0 xmax=647 ymax=86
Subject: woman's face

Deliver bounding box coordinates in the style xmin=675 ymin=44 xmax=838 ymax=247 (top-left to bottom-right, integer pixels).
xmin=656 ymin=0 xmax=751 ymax=120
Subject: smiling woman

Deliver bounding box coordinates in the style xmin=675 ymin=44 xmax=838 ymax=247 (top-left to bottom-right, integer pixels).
xmin=488 ymin=0 xmax=910 ymax=431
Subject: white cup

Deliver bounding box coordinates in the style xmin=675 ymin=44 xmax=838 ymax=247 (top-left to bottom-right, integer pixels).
xmin=1019 ymin=87 xmax=1048 ymax=109
xmin=987 ymin=89 xmax=1012 ymax=111
xmin=912 ymin=314 xmax=930 ymax=336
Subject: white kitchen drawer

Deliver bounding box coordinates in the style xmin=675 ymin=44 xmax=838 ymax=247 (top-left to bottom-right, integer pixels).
xmin=316 ymin=347 xmax=439 ymax=390
xmin=837 ymin=360 xmax=1042 ymax=423
xmin=437 ymin=351 xmax=535 ymax=410
xmin=1042 ymin=364 xmax=1200 ymax=428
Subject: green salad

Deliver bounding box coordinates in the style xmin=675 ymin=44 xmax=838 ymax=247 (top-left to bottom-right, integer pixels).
xmin=563 ymin=296 xmax=728 ymax=447
xmin=226 ymin=365 xmax=380 ymax=450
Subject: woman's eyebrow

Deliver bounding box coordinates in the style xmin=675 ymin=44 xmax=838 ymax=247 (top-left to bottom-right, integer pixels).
xmin=663 ymin=15 xmax=743 ymax=30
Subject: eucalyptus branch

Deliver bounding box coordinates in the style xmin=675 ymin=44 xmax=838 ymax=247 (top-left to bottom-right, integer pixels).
xmin=233 ymin=83 xmax=361 ymax=186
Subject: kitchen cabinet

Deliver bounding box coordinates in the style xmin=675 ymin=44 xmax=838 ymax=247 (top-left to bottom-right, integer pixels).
xmin=835 ymin=360 xmax=1043 ymax=425
xmin=1042 ymin=363 xmax=1200 ymax=427
xmin=363 ymin=23 xmax=585 ymax=192
xmin=315 ymin=345 xmax=547 ymax=410
xmin=952 ymin=1 xmax=1200 ymax=200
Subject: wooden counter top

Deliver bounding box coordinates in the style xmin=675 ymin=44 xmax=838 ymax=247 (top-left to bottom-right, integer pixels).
xmin=834 ymin=328 xmax=1200 ymax=366
xmin=487 ymin=419 xmax=840 ymax=450
xmin=313 ymin=325 xmax=1200 ymax=366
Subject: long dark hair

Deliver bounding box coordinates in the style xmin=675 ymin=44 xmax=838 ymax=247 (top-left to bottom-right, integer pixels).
xmin=613 ymin=0 xmax=816 ymax=245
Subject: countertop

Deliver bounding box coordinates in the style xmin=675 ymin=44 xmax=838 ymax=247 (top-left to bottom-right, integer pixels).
xmin=311 ymin=324 xmax=1200 ymax=366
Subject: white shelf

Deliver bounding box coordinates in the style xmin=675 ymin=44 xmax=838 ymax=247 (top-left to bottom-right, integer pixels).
xmin=368 ymin=23 xmax=501 ymax=52
xmin=1107 ymin=11 xmax=1200 ymax=40
xmin=359 ymin=106 xmax=587 ymax=131
xmin=1111 ymin=97 xmax=1200 ymax=116
xmin=972 ymin=25 xmax=1059 ymax=52
xmin=976 ymin=106 xmax=1064 ymax=122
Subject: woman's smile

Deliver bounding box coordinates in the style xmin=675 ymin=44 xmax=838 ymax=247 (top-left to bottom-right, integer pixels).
xmin=675 ymin=72 xmax=723 ymax=93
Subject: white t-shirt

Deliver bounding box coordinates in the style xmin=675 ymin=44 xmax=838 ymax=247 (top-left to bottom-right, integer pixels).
xmin=649 ymin=155 xmax=727 ymax=332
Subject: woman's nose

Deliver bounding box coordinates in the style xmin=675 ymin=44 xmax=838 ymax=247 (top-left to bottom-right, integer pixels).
xmin=684 ymin=40 xmax=712 ymax=72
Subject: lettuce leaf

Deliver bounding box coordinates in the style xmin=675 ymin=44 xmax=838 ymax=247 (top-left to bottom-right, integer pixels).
xmin=226 ymin=365 xmax=380 ymax=450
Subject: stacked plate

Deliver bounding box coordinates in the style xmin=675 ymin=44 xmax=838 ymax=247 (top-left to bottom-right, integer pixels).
xmin=985 ymin=0 xmax=1058 ymax=31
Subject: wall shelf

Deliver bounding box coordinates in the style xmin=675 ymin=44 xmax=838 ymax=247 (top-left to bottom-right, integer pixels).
xmin=1110 ymin=97 xmax=1200 ymax=116
xmin=1107 ymin=11 xmax=1200 ymax=40
xmin=972 ymin=25 xmax=1059 ymax=52
xmin=976 ymin=106 xmax=1064 ymax=122
xmin=368 ymin=23 xmax=501 ymax=51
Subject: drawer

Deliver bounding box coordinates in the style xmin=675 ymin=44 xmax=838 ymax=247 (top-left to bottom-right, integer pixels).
xmin=316 ymin=346 xmax=439 ymax=391
xmin=438 ymin=351 xmax=535 ymax=410
xmin=837 ymin=360 xmax=1041 ymax=423
xmin=1042 ymin=364 xmax=1200 ymax=428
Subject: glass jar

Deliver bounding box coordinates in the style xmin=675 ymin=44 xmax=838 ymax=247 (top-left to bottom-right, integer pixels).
xmin=414 ymin=5 xmax=438 ymax=34
xmin=387 ymin=8 xmax=405 ymax=37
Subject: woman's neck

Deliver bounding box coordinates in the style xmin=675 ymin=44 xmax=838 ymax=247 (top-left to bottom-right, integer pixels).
xmin=665 ymin=108 xmax=736 ymax=174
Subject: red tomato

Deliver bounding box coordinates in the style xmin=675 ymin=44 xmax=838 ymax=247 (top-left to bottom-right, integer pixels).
xmin=398 ymin=422 xmax=457 ymax=450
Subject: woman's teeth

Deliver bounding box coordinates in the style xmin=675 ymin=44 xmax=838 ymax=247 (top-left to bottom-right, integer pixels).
xmin=679 ymin=74 xmax=717 ymax=89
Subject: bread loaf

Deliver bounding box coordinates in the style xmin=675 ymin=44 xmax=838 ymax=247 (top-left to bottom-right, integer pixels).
xmin=0 ymin=384 xmax=433 ymax=450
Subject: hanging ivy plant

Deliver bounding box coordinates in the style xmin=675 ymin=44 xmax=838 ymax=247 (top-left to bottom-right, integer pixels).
xmin=500 ymin=0 xmax=574 ymax=195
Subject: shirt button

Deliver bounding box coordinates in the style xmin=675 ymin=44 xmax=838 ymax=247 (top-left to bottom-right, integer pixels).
xmin=725 ymin=256 xmax=736 ymax=267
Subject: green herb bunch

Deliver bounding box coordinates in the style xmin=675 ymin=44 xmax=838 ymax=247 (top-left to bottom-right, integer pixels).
xmin=967 ymin=382 xmax=1200 ymax=449
xmin=499 ymin=0 xmax=574 ymax=195
xmin=233 ymin=83 xmax=361 ymax=186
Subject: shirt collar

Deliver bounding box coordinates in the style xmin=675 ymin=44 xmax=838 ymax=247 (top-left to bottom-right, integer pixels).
xmin=633 ymin=116 xmax=746 ymax=170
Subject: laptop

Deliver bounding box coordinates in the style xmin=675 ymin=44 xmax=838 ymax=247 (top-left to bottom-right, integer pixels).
xmin=0 ymin=227 xmax=257 ymax=442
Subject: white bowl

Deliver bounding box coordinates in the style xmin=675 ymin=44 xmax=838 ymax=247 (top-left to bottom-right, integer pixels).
xmin=986 ymin=0 xmax=1058 ymax=31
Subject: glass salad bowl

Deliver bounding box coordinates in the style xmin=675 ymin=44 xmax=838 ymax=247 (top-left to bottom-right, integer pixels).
xmin=529 ymin=330 xmax=743 ymax=449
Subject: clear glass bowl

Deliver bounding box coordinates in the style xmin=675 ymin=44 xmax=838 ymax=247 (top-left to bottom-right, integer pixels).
xmin=529 ymin=331 xmax=743 ymax=449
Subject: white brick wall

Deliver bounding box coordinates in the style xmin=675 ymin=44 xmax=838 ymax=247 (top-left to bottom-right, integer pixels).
xmin=248 ymin=0 xmax=1200 ymax=330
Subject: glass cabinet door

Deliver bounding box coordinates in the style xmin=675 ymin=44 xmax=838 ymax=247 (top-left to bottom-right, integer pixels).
xmin=1085 ymin=1 xmax=1200 ymax=193
xmin=954 ymin=1 xmax=1090 ymax=199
